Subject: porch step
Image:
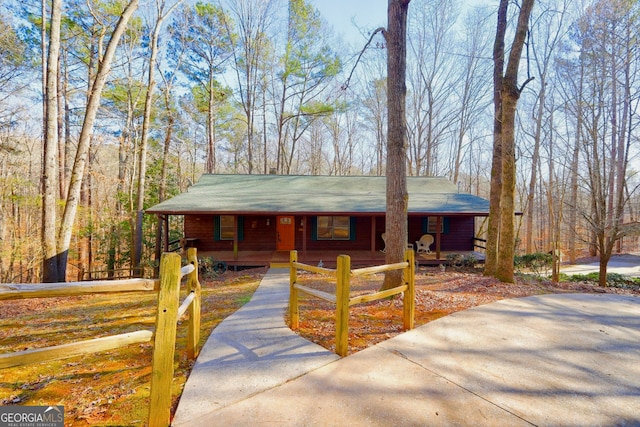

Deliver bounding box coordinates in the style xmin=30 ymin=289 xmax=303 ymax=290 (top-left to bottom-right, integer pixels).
xmin=270 ymin=262 xmax=291 ymax=268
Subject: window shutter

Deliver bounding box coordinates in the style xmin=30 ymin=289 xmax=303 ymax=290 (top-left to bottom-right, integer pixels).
xmin=311 ymin=216 xmax=317 ymax=240
xmin=350 ymin=217 xmax=356 ymax=240
xmin=237 ymin=216 xmax=244 ymax=241
xmin=213 ymin=216 xmax=220 ymax=241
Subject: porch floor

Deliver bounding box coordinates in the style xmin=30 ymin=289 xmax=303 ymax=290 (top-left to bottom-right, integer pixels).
xmin=191 ymin=250 xmax=485 ymax=269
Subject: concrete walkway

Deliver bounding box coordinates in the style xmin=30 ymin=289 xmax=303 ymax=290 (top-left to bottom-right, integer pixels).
xmin=172 ymin=269 xmax=640 ymax=426
xmin=171 ymin=269 xmax=339 ymax=426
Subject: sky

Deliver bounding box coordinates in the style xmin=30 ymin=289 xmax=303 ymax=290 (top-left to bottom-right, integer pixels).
xmin=310 ymin=0 xmax=388 ymax=46
xmin=310 ymin=0 xmax=492 ymax=47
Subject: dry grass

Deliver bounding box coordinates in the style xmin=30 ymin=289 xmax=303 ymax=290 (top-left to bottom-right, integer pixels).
xmin=0 ymin=268 xmax=264 ymax=426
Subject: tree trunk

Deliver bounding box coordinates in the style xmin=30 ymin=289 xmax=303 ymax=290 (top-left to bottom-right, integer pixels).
xmin=61 ymin=49 xmax=71 ymax=201
xmin=134 ymin=0 xmax=182 ymax=273
xmin=568 ymin=129 xmax=580 ymax=263
xmin=206 ymin=75 xmax=217 ymax=174
xmin=525 ymin=81 xmax=545 ymax=254
xmin=262 ymin=83 xmax=268 ymax=174
xmin=486 ymin=0 xmax=535 ymax=283
xmin=56 ymin=0 xmax=139 ymax=280
xmin=496 ymin=85 xmax=518 ymax=283
xmin=382 ymin=0 xmax=410 ymax=290
xmin=547 ymin=113 xmax=561 ymax=283
xmin=41 ymin=0 xmax=62 ymax=282
xmin=160 ymin=97 xmax=174 ymax=204
xmin=484 ymin=0 xmax=508 ymax=278
xmin=56 ymin=49 xmax=65 ymax=200
xmin=567 ymin=49 xmax=585 ymax=264
xmin=41 ymin=0 xmax=47 ymax=143
xmin=133 ymin=39 xmax=158 ymax=274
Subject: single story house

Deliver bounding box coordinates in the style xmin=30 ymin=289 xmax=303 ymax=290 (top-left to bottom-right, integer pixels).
xmin=145 ymin=174 xmax=490 ymax=268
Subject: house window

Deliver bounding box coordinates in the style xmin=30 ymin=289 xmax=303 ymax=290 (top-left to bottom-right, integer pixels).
xmin=220 ymin=215 xmax=235 ymax=240
xmin=427 ymin=217 xmax=444 ymax=234
xmin=317 ymin=216 xmax=350 ymax=240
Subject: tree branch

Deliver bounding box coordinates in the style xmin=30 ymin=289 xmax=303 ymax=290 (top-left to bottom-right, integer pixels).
xmin=519 ymin=76 xmax=535 ymax=93
xmin=341 ymin=26 xmax=386 ymax=91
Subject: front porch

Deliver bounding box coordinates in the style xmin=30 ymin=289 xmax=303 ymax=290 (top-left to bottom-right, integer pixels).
xmin=191 ymin=249 xmax=486 ymax=270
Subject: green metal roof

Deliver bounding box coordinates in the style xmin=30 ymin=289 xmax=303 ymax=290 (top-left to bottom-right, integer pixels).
xmin=145 ymin=174 xmax=490 ymax=215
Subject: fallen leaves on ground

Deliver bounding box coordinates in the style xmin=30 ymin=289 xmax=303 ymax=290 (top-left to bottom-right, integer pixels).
xmin=3 ymin=265 xmax=639 ymax=423
xmin=289 ymin=267 xmax=640 ymax=355
xmin=0 ymin=268 xmax=264 ymax=426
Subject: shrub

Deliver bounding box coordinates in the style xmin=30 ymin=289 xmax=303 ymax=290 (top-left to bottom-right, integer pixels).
xmin=562 ymin=271 xmax=640 ymax=290
xmin=198 ymin=256 xmax=227 ymax=279
xmin=444 ymin=253 xmax=478 ymax=268
xmin=446 ymin=253 xmax=463 ymax=266
xmin=462 ymin=254 xmax=478 ymax=267
xmin=514 ymin=252 xmax=553 ymax=275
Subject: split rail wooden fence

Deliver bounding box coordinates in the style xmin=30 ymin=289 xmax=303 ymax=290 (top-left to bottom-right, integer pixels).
xmin=0 ymin=248 xmax=202 ymax=427
xmin=289 ymin=249 xmax=415 ymax=357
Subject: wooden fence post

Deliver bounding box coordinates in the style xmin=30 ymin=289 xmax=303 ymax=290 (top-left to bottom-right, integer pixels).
xmin=148 ymin=253 xmax=181 ymax=427
xmin=403 ymin=249 xmax=415 ymax=330
xmin=335 ymin=254 xmax=351 ymax=357
xmin=186 ymin=248 xmax=201 ymax=359
xmin=289 ymin=250 xmax=299 ymax=329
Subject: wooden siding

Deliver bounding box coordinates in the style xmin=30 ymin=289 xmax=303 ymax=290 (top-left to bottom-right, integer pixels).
xmin=184 ymin=215 xmax=277 ymax=251
xmin=183 ymin=214 xmax=476 ymax=254
xmin=440 ymin=216 xmax=475 ymax=251
xmin=240 ymin=215 xmax=277 ymax=251
xmin=408 ymin=216 xmax=476 ymax=251
xmin=183 ymin=215 xmax=216 ymax=250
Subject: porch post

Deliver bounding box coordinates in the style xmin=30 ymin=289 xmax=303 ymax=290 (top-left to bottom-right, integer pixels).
xmin=233 ymin=215 xmax=238 ymax=260
xmin=163 ymin=215 xmax=169 ymax=252
xmin=155 ymin=215 xmax=163 ymax=263
xmin=436 ymin=216 xmax=442 ymax=259
xmin=370 ymin=216 xmax=376 ymax=253
xmin=301 ymin=216 xmax=307 ymax=254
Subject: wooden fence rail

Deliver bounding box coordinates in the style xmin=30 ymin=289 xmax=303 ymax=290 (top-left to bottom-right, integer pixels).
xmin=0 ymin=278 xmax=158 ymax=300
xmin=289 ymin=249 xmax=415 ymax=357
xmin=0 ymin=248 xmax=202 ymax=427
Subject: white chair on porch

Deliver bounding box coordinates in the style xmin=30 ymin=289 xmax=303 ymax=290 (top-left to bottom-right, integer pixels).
xmin=415 ymin=234 xmax=434 ymax=254
xmin=381 ymin=233 xmax=414 ymax=253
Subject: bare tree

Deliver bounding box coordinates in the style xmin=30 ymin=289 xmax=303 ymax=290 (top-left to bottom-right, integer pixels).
xmin=450 ymin=9 xmax=493 ymax=185
xmin=522 ymin=0 xmax=569 ymax=278
xmin=133 ymin=0 xmax=184 ymax=273
xmin=562 ymin=0 xmax=640 ymax=285
xmin=168 ymin=2 xmax=234 ymax=174
xmin=0 ymin=14 xmax=29 ymax=129
xmin=55 ymin=0 xmax=140 ymax=281
xmin=382 ymin=0 xmax=411 ymax=290
xmin=556 ymin=6 xmax=586 ymax=264
xmin=223 ymin=0 xmax=276 ymax=174
xmin=406 ymin=0 xmax=459 ymax=176
xmin=323 ymin=103 xmax=359 ymax=176
xmin=273 ymin=0 xmax=340 ymax=174
xmin=41 ymin=0 xmax=62 ymax=282
xmin=485 ymin=0 xmax=535 ymax=283
xmin=360 ymin=77 xmax=387 ymax=176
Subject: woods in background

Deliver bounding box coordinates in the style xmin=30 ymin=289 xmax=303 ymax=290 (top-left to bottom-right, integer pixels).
xmin=1 ymin=0 xmax=639 ymax=283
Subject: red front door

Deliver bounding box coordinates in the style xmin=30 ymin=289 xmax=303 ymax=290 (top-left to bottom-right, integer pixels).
xmin=276 ymin=216 xmax=295 ymax=251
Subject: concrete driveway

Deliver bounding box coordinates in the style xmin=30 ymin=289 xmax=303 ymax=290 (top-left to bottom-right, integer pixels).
xmin=173 ymin=269 xmax=640 ymax=426
xmin=561 ymin=253 xmax=640 ymax=277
